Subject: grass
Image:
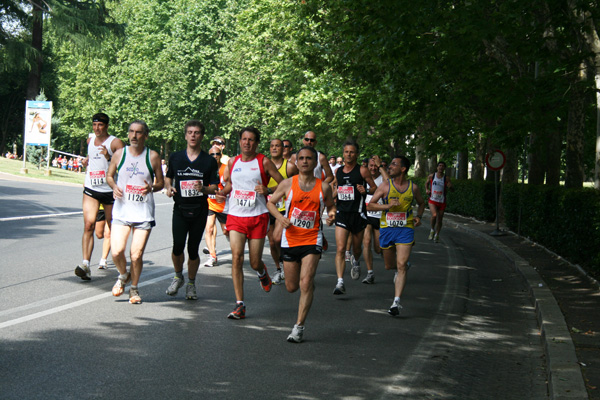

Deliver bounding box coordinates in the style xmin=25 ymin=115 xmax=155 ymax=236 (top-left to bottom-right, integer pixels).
xmin=0 ymin=157 xmax=85 ymax=185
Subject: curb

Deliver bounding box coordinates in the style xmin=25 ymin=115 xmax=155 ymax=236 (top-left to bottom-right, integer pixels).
xmin=452 ymin=222 xmax=588 ymax=400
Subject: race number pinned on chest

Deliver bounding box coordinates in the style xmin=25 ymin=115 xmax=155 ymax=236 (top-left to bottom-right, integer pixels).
xmin=89 ymin=170 xmax=106 ymax=186
xmin=180 ymin=180 xmax=203 ymax=197
xmin=386 ymin=212 xmax=407 ymax=227
xmin=337 ymin=185 xmax=355 ymax=201
xmin=125 ymin=185 xmax=147 ymax=202
xmin=290 ymin=207 xmax=316 ymax=229
xmin=232 ymin=189 xmax=256 ymax=207
xmin=431 ymin=189 xmax=444 ymax=202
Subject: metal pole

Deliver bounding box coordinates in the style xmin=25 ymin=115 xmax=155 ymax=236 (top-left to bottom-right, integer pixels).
xmin=490 ymin=169 xmax=504 ymax=236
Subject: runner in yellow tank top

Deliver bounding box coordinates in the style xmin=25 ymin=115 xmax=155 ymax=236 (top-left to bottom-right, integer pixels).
xmin=367 ymin=156 xmax=425 ymax=317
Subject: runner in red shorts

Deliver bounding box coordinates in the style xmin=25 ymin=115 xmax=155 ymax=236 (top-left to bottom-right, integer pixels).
xmin=426 ymin=161 xmax=453 ymax=243
xmin=217 ymin=127 xmax=284 ymax=319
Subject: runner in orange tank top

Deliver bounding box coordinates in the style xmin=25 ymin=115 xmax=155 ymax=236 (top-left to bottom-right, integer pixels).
xmin=267 ymin=146 xmax=336 ymax=343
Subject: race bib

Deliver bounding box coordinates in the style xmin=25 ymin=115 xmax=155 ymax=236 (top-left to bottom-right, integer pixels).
xmin=232 ymin=189 xmax=256 ymax=207
xmin=386 ymin=212 xmax=407 ymax=227
xmin=337 ymin=185 xmax=355 ymax=201
xmin=431 ymin=189 xmax=444 ymax=202
xmin=89 ymin=170 xmax=106 ymax=186
xmin=180 ymin=180 xmax=203 ymax=197
xmin=290 ymin=207 xmax=316 ymax=229
xmin=125 ymin=185 xmax=147 ymax=202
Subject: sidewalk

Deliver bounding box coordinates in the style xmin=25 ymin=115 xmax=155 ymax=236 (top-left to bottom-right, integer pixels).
xmin=444 ymin=213 xmax=599 ymax=400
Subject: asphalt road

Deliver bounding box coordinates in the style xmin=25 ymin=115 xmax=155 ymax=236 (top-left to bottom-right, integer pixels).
xmin=0 ymin=176 xmax=549 ymax=399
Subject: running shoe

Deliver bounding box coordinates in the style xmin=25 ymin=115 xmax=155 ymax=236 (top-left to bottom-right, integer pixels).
xmin=272 ymin=269 xmax=284 ymax=285
xmin=227 ymin=302 xmax=246 ymax=319
xmin=287 ymin=324 xmax=305 ymax=343
xmin=388 ymin=301 xmax=402 ymax=316
xmin=350 ymin=259 xmax=361 ymax=280
xmin=98 ymin=262 xmax=108 ymax=270
xmin=333 ymin=281 xmax=346 ymax=295
xmin=111 ymin=273 xmax=130 ymax=297
xmin=185 ymin=283 xmax=198 ymax=300
xmin=129 ymin=288 xmax=142 ymax=304
xmin=202 ymin=247 xmax=210 ymax=255
xmin=166 ymin=276 xmax=185 ymax=296
xmin=203 ymin=256 xmax=217 ymax=267
xmin=258 ymin=265 xmax=272 ymax=292
xmin=428 ymin=230 xmax=435 ymax=240
xmin=362 ymin=273 xmax=375 ymax=284
xmin=74 ymin=265 xmax=91 ymax=281
xmin=345 ymin=251 xmax=351 ymax=262
xmin=434 ymin=234 xmax=440 ymax=243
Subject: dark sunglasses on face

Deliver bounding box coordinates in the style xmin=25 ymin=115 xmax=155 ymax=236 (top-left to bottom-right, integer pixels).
xmin=283 ymin=145 xmax=291 ymax=148
xmin=303 ymin=138 xmax=316 ymax=142
xmin=212 ymin=140 xmax=224 ymax=145
xmin=210 ymin=152 xmax=221 ymax=156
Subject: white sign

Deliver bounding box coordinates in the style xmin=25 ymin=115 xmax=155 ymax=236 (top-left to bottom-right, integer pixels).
xmin=24 ymin=101 xmax=52 ymax=146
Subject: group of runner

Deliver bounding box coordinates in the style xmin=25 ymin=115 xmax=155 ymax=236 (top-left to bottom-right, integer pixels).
xmin=74 ymin=113 xmax=453 ymax=342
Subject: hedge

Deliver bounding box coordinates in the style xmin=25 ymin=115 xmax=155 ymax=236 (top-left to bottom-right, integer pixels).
xmin=411 ymin=176 xmax=600 ymax=277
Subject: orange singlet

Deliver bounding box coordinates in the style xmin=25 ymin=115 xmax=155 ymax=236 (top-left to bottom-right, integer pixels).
xmin=281 ymin=176 xmax=325 ymax=248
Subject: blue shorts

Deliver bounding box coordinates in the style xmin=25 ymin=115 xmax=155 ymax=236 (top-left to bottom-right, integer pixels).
xmin=379 ymin=227 xmax=414 ymax=249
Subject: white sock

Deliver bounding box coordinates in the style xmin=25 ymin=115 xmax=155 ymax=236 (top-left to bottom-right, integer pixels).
xmin=394 ymin=297 xmax=401 ymax=304
xmin=337 ymin=278 xmax=344 ymax=284
xmin=83 ymin=260 xmax=90 ymax=267
xmin=99 ymin=258 xmax=107 ymax=266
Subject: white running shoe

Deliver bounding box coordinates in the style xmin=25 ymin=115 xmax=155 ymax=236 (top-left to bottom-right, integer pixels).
xmin=272 ymin=269 xmax=284 ymax=285
xmin=203 ymin=256 xmax=217 ymax=267
xmin=388 ymin=301 xmax=402 ymax=316
xmin=428 ymin=230 xmax=435 ymax=240
xmin=345 ymin=251 xmax=351 ymax=262
xmin=287 ymin=324 xmax=305 ymax=343
xmin=350 ymin=260 xmax=361 ymax=280
xmin=333 ymin=281 xmax=346 ymax=295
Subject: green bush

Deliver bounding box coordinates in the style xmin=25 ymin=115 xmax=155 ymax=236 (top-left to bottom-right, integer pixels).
xmin=446 ymin=179 xmax=496 ymax=221
xmin=502 ymin=183 xmax=600 ymax=276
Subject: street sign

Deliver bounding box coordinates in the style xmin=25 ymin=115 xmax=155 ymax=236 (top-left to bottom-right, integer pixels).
xmin=486 ymin=150 xmax=506 ymax=171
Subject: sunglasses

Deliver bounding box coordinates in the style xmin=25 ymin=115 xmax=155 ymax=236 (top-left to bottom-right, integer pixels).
xmin=210 ymin=152 xmax=221 ymax=156
xmin=212 ymin=140 xmax=224 ymax=145
xmin=283 ymin=145 xmax=291 ymax=148
xmin=303 ymin=138 xmax=316 ymax=143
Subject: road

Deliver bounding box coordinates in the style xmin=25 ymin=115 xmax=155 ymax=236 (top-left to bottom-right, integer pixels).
xmin=0 ymin=176 xmax=548 ymax=399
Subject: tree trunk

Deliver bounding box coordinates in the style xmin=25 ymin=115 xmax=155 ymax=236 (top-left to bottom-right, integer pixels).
xmin=528 ymin=131 xmax=546 ymax=185
xmin=26 ymin=7 xmax=44 ymax=100
xmin=502 ymin=148 xmax=519 ymax=183
xmin=413 ymin=143 xmax=428 ymax=178
xmin=565 ymin=64 xmax=587 ymax=188
xmin=472 ymin=133 xmax=486 ymax=181
xmin=457 ymin=150 xmax=469 ymax=179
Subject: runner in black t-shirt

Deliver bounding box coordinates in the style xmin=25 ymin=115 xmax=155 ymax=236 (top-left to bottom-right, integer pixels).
xmin=164 ymin=120 xmax=219 ymax=300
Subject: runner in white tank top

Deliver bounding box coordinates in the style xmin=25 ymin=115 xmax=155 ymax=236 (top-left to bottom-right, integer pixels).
xmin=112 ymin=146 xmax=156 ymax=224
xmin=217 ymin=127 xmax=284 ymax=319
xmin=75 ymin=113 xmax=124 ymax=282
xmin=106 ymin=120 xmax=164 ymax=305
xmin=84 ymin=135 xmax=118 ymax=192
